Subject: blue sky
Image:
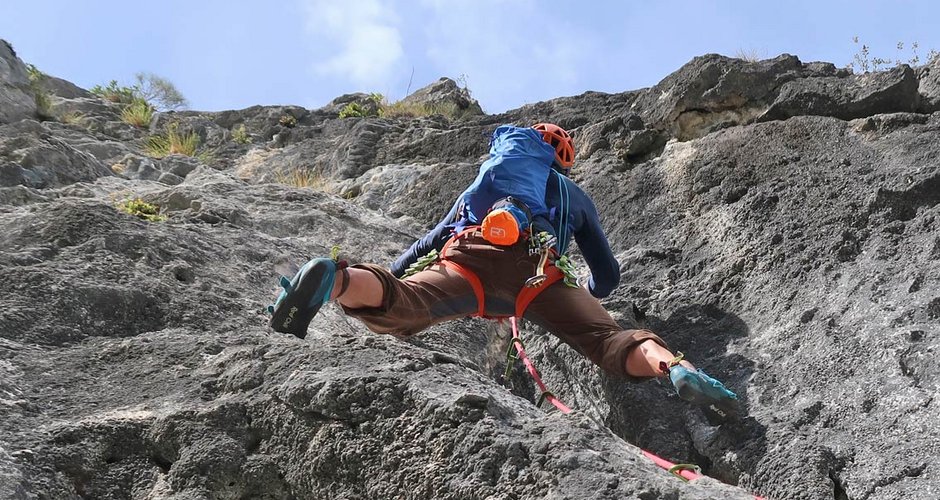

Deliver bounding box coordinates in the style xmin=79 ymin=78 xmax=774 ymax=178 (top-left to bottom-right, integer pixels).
xmin=4 ymin=0 xmax=940 ymax=113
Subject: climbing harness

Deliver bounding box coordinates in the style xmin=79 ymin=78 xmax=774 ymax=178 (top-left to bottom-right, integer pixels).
xmin=435 ymin=227 xmax=565 ymax=319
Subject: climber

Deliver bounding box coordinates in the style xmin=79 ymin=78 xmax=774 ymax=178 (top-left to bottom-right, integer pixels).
xmin=267 ymin=123 xmax=738 ymax=420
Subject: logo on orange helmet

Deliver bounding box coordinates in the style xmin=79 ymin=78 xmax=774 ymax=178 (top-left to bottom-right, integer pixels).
xmin=532 ymin=123 xmax=574 ymax=171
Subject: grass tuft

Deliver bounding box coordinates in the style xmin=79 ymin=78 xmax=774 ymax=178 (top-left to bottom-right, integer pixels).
xmin=121 ymin=99 xmax=154 ymax=128
xmin=735 ymin=48 xmax=764 ymax=62
xmin=146 ymin=123 xmax=200 ymax=158
xmin=381 ymin=100 xmax=461 ymax=119
xmin=274 ymin=167 xmax=328 ymax=190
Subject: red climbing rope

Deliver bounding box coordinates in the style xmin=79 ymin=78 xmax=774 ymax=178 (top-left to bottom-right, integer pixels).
xmin=509 ymin=317 xmax=572 ymax=414
xmin=640 ymin=451 xmax=765 ymax=499
xmin=506 ymin=317 xmax=765 ymax=500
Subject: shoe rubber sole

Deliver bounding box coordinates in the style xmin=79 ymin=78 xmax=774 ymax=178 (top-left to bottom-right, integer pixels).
xmin=673 ymin=375 xmax=740 ymax=425
xmin=268 ymin=259 xmax=335 ymax=339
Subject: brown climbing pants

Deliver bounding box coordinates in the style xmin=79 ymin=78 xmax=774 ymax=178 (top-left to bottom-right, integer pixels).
xmin=342 ymin=231 xmax=667 ymax=379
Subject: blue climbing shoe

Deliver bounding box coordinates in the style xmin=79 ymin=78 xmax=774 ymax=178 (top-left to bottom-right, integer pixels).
xmin=669 ymin=365 xmax=739 ymax=425
xmin=267 ymin=258 xmax=341 ymax=339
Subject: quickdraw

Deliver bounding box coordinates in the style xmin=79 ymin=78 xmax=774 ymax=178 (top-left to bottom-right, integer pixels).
xmin=402 ymin=249 xmax=439 ymax=278
xmin=554 ymin=254 xmax=580 ymax=288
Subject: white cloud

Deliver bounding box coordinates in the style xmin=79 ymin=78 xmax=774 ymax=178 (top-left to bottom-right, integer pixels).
xmin=301 ymin=0 xmax=404 ymax=88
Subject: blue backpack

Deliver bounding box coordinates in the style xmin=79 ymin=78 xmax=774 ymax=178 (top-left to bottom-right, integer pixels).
xmin=458 ymin=125 xmax=557 ymax=242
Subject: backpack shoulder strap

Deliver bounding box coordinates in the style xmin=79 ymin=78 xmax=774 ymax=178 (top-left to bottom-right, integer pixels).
xmin=551 ymin=170 xmax=571 ymax=255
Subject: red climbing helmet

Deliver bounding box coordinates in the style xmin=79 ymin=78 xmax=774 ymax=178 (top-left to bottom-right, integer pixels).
xmin=532 ymin=123 xmax=574 ymax=170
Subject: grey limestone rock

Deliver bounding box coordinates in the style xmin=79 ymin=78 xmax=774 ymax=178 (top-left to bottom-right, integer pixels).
xmin=762 ymin=64 xmax=921 ymax=121
xmin=400 ymin=77 xmax=485 ymax=117
xmin=3 ymin=43 xmax=940 ymax=500
xmin=0 ymin=39 xmax=37 ymax=124
xmin=917 ymin=55 xmax=940 ymax=112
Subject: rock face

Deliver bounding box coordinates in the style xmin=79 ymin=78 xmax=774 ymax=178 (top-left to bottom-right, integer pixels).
xmin=917 ymin=55 xmax=940 ymax=112
xmin=400 ymin=77 xmax=485 ymax=116
xmin=2 ymin=38 xmax=940 ymax=500
xmin=0 ymin=40 xmax=36 ymax=124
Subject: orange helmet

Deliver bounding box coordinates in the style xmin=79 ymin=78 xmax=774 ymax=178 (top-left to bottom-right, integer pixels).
xmin=533 ymin=123 xmax=574 ymax=169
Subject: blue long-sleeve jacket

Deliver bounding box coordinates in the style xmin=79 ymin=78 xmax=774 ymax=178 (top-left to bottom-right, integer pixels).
xmin=390 ymin=170 xmax=621 ymax=298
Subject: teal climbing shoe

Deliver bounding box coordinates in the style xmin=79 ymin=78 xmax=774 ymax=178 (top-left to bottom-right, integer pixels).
xmin=267 ymin=258 xmax=342 ymax=339
xmin=669 ymin=365 xmax=739 ymax=424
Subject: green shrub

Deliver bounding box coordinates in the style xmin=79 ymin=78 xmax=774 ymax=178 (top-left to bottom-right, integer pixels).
xmin=116 ymin=197 xmax=166 ymax=222
xmin=339 ymin=103 xmax=363 ymax=118
xmin=121 ymin=99 xmax=154 ymax=128
xmin=338 ymin=94 xmax=383 ymax=119
xmin=232 ymin=124 xmax=250 ymax=144
xmin=279 ymin=114 xmax=297 ymax=127
xmin=91 ymin=74 xmax=187 ymax=111
xmin=90 ymin=80 xmax=138 ymax=105
xmin=338 ymin=102 xmax=367 ymax=118
xmin=146 ymin=123 xmax=200 ymax=158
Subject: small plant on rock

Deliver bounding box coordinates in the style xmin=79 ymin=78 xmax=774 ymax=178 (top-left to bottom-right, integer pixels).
xmin=848 ymin=37 xmax=938 ymax=72
xmin=90 ymin=80 xmax=138 ymax=105
xmin=339 ymin=93 xmax=383 ymax=119
xmin=338 ymin=102 xmax=367 ymax=118
xmin=735 ymin=48 xmax=764 ymax=62
xmin=25 ymin=64 xmax=44 ymax=84
xmin=116 ymin=197 xmax=166 ymax=222
xmin=120 ymin=99 xmax=154 ymax=128
xmin=146 ymin=123 xmax=200 ymax=158
xmin=25 ymin=64 xmax=54 ymax=120
xmin=232 ymin=124 xmax=250 ymax=144
xmin=279 ymin=114 xmax=297 ymax=127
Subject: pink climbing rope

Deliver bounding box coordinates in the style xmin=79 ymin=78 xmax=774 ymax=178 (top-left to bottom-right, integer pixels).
xmin=507 ymin=317 xmax=765 ymax=500
xmin=509 ymin=317 xmax=572 ymax=414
